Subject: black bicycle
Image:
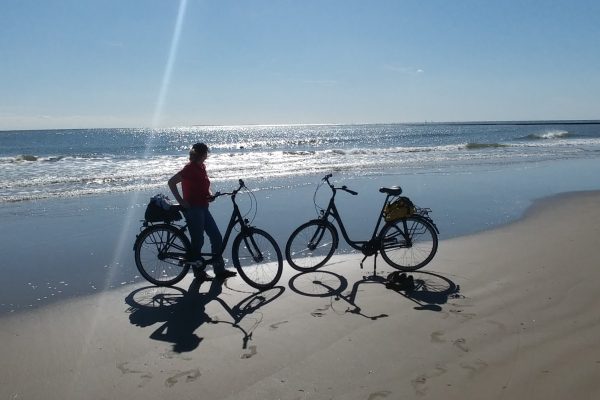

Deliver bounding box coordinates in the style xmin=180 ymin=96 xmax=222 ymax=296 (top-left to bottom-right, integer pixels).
xmin=134 ymin=179 xmax=283 ymax=290
xmin=285 ymin=174 xmax=439 ymax=272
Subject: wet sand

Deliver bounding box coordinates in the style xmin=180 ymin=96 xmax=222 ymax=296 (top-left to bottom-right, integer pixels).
xmin=1 ymin=190 xmax=599 ymax=399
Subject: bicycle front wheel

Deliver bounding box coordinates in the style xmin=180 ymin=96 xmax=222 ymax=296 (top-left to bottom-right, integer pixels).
xmin=134 ymin=224 xmax=191 ymax=286
xmin=380 ymin=216 xmax=438 ymax=271
xmin=285 ymin=220 xmax=337 ymax=272
xmin=232 ymin=228 xmax=283 ymax=290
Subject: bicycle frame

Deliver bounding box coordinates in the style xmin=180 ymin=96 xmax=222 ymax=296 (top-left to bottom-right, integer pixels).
xmin=317 ymin=181 xmax=394 ymax=252
xmin=286 ymin=174 xmax=440 ymax=274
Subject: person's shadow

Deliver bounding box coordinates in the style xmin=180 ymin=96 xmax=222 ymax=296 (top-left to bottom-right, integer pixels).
xmin=125 ymin=278 xmax=284 ymax=353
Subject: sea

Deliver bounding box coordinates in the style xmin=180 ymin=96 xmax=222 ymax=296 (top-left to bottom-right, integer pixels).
xmin=1 ymin=121 xmax=600 ymax=314
xmin=2 ymin=121 xmax=600 ymax=203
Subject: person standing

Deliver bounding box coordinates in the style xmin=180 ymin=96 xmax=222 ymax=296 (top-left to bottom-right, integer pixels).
xmin=168 ymin=143 xmax=237 ymax=280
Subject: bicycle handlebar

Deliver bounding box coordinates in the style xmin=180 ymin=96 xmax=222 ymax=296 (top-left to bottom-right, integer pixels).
xmin=321 ymin=174 xmax=358 ymax=195
xmin=175 ymin=179 xmax=247 ymax=206
xmin=340 ymin=186 xmax=358 ymax=195
xmin=214 ymin=179 xmax=246 ymax=197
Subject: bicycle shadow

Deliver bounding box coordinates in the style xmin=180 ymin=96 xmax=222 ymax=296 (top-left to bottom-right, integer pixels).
xmin=125 ymin=279 xmax=285 ymax=353
xmin=288 ymin=265 xmax=459 ymax=318
xmin=384 ymin=270 xmax=460 ymax=311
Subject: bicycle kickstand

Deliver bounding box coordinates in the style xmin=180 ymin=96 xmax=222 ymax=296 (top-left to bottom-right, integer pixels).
xmin=373 ymin=253 xmax=378 ymax=276
xmin=359 ymin=253 xmax=378 ymax=277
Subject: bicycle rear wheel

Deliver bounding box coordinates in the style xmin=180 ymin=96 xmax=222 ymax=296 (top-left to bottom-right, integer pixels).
xmin=379 ymin=216 xmax=438 ymax=271
xmin=285 ymin=220 xmax=337 ymax=272
xmin=134 ymin=224 xmax=191 ymax=286
xmin=232 ymin=228 xmax=283 ymax=290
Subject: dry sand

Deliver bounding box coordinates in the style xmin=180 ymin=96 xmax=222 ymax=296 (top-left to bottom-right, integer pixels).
xmin=1 ymin=191 xmax=599 ymax=400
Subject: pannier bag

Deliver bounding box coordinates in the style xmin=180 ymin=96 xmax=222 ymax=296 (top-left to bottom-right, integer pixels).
xmin=144 ymin=194 xmax=182 ymax=222
xmin=383 ymin=196 xmax=415 ymax=222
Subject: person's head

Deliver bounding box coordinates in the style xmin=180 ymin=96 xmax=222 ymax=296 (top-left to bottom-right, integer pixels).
xmin=189 ymin=142 xmax=208 ymax=163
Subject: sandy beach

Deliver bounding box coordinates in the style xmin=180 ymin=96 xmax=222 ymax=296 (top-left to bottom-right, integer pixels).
xmin=1 ymin=190 xmax=599 ymax=399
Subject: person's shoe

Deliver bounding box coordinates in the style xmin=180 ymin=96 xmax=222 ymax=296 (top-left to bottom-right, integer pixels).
xmin=192 ymin=267 xmax=214 ymax=281
xmin=215 ymin=270 xmax=237 ymax=280
xmin=400 ymin=275 xmax=415 ymax=291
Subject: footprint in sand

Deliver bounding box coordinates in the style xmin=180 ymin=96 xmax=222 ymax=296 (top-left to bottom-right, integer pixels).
xmin=269 ymin=320 xmax=289 ymax=330
xmin=430 ymin=330 xmax=446 ymax=343
xmin=452 ymin=338 xmax=469 ymax=352
xmin=449 ymin=309 xmax=476 ymax=320
xmin=311 ymin=305 xmax=330 ymax=317
xmin=117 ymin=362 xmax=142 ymax=374
xmin=160 ymin=350 xmax=193 ymax=361
xmin=411 ymin=375 xmax=428 ymax=396
xmin=367 ymin=390 xmax=392 ymax=400
xmin=164 ymin=368 xmax=201 ymax=387
xmin=116 ymin=362 xmax=153 ymax=387
xmin=241 ymin=345 xmax=258 ymax=359
xmin=460 ymin=360 xmax=488 ymax=377
xmin=411 ymin=365 xmax=446 ymax=397
xmin=449 ymin=302 xmax=474 ymax=307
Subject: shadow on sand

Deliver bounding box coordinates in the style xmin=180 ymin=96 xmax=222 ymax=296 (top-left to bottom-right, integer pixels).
xmin=288 ymin=264 xmax=459 ymax=318
xmin=125 ymin=278 xmax=285 ymax=353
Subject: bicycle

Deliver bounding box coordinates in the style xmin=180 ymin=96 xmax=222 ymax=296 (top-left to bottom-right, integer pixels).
xmin=133 ymin=179 xmax=283 ymax=290
xmin=285 ymin=174 xmax=439 ymax=273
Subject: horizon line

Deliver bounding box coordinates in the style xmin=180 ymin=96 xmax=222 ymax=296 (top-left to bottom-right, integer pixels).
xmin=2 ymin=118 xmax=600 ymax=132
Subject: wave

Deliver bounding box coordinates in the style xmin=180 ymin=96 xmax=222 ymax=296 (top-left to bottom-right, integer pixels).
xmin=0 ymin=154 xmax=120 ymax=164
xmin=463 ymin=143 xmax=510 ymax=150
xmin=521 ymin=130 xmax=573 ymax=140
xmin=3 ymin=154 xmax=39 ymax=162
xmin=3 ymin=136 xmax=600 ymax=203
xmin=282 ymin=150 xmax=316 ymax=156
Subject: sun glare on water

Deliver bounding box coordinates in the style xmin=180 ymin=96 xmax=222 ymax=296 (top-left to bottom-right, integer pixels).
xmin=68 ymin=0 xmax=190 ymax=393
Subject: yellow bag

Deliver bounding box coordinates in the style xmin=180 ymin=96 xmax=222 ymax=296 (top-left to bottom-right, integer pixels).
xmin=384 ymin=197 xmax=415 ymax=221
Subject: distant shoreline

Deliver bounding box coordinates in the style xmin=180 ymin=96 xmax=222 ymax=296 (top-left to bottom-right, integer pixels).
xmin=192 ymin=119 xmax=600 ymax=128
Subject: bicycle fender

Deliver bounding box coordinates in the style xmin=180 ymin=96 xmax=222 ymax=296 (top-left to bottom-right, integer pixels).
xmin=308 ymin=219 xmax=340 ymax=249
xmin=411 ymin=215 xmax=440 ymax=234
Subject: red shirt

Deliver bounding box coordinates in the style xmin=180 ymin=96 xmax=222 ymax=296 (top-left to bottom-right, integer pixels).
xmin=179 ymin=162 xmax=210 ymax=207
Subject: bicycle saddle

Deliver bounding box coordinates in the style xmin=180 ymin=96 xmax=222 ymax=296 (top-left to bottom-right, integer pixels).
xmin=379 ymin=186 xmax=402 ymax=195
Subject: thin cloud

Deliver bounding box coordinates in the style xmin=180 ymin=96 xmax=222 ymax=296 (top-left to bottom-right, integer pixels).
xmin=384 ymin=64 xmax=424 ymax=74
xmin=303 ymin=79 xmax=338 ymax=86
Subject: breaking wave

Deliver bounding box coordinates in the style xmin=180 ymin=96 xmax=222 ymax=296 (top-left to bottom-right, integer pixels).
xmin=521 ymin=130 xmax=573 ymax=140
xmin=463 ymin=143 xmax=510 ymax=150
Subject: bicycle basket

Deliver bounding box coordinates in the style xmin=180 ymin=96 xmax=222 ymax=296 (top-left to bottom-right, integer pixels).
xmin=383 ymin=196 xmax=416 ymax=222
xmin=144 ymin=195 xmax=182 ymax=222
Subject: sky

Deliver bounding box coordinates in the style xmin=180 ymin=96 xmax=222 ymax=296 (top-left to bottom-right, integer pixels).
xmin=1 ymin=0 xmax=599 ymax=130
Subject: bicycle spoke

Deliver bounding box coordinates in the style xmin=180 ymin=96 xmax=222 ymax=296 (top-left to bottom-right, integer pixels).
xmin=234 ymin=229 xmax=282 ymax=290
xmin=379 ymin=217 xmax=438 ymax=271
xmin=134 ymin=225 xmax=191 ymax=286
xmin=286 ymin=221 xmax=336 ymax=271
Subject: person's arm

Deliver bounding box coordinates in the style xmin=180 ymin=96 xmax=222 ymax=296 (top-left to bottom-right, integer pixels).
xmin=168 ymin=173 xmax=190 ymax=208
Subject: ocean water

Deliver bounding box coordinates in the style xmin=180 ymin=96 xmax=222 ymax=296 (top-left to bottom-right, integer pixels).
xmin=2 ymin=121 xmax=600 ymax=203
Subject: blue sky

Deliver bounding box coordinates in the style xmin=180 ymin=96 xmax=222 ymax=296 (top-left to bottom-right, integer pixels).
xmin=1 ymin=0 xmax=599 ymax=130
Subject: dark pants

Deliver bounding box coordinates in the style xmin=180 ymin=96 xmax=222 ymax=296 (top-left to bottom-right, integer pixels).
xmin=184 ymin=206 xmax=225 ymax=273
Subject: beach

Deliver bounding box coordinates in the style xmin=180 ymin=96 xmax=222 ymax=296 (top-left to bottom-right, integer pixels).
xmin=2 ymin=190 xmax=599 ymax=399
